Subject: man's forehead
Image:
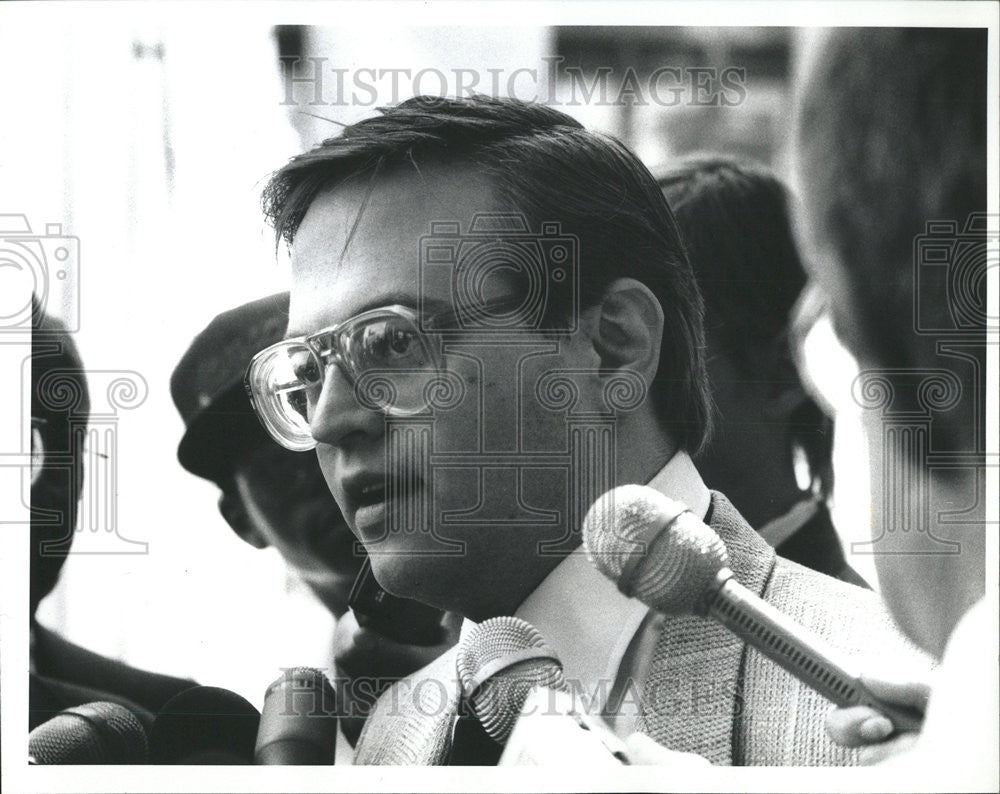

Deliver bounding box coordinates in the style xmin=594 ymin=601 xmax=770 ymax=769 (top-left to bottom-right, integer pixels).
xmin=287 ymin=168 xmax=501 ymax=337
xmin=292 ymin=165 xmax=499 ymax=256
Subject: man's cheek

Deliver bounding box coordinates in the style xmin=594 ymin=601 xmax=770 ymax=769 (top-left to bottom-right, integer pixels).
xmin=519 ymin=361 xmax=575 ymax=452
xmin=427 ymin=363 xmax=483 ymax=454
xmin=315 ymin=452 xmax=344 ymax=502
xmin=430 ymin=467 xmax=479 ymax=514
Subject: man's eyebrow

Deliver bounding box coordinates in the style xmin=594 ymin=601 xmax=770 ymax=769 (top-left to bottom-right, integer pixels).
xmin=284 ymin=294 xmax=454 ymax=339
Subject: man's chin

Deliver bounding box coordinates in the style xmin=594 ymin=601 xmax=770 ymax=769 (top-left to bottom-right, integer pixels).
xmin=366 ymin=552 xmax=449 ymax=609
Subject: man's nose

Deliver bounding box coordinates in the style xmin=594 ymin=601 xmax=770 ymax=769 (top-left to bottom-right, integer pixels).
xmin=309 ymin=364 xmax=383 ymax=447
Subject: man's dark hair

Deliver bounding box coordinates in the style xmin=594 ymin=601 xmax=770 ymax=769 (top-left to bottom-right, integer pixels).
xmin=30 ymin=298 xmax=90 ymax=612
xmin=262 ymin=95 xmax=712 ymax=453
xmin=659 ymin=155 xmax=833 ymax=496
xmin=796 ymin=29 xmax=987 ymax=452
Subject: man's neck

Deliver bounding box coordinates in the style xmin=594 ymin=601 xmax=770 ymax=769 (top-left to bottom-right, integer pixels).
xmin=458 ymin=430 xmax=678 ymax=622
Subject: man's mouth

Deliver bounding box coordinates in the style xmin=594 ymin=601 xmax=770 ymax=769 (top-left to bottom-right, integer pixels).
xmin=341 ymin=470 xmax=426 ymax=538
xmin=356 ymin=481 xmax=387 ymax=507
xmin=342 ymin=472 xmax=388 ymax=510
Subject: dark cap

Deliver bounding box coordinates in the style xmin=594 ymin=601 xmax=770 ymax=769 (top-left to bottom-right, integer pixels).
xmin=170 ymin=292 xmax=289 ymax=484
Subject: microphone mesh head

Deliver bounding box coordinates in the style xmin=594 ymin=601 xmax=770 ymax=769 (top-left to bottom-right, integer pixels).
xmin=582 ymin=484 xmax=729 ymax=614
xmin=29 ymin=701 xmax=148 ymax=764
xmin=455 ymin=616 xmax=565 ymax=743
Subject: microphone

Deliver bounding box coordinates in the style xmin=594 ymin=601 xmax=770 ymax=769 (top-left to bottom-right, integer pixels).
xmin=29 ymin=701 xmax=148 ymax=764
xmin=582 ymin=484 xmax=924 ymax=733
xmin=150 ymin=686 xmax=260 ymax=764
xmin=255 ymin=667 xmax=338 ymax=764
xmin=456 ymin=616 xmax=633 ymax=765
xmin=456 ymin=616 xmax=566 ymax=743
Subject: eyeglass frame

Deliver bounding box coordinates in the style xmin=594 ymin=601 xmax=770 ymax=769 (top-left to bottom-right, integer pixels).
xmin=243 ymin=295 xmax=538 ymax=450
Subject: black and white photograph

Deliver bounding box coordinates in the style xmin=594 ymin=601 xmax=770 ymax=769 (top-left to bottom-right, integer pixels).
xmin=1 ymin=2 xmax=997 ymax=791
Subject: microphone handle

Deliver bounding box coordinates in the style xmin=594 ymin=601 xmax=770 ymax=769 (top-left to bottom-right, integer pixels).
xmin=705 ymin=570 xmax=924 ymax=733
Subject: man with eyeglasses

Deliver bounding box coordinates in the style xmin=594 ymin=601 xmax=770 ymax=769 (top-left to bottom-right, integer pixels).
xmin=246 ymin=95 xmax=926 ymax=765
xmin=170 ymin=292 xmax=462 ymax=746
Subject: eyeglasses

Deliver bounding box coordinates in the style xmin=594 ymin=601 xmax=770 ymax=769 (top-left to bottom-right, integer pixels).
xmin=246 ymin=294 xmax=553 ymax=451
xmin=244 ymin=305 xmax=445 ymax=451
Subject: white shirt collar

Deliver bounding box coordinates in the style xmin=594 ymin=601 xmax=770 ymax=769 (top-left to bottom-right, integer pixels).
xmin=513 ymin=450 xmax=711 ymax=712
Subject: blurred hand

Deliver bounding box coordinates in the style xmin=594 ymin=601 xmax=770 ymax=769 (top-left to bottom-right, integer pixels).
xmin=333 ymin=609 xmax=462 ymax=745
xmin=826 ymin=674 xmax=931 ymax=765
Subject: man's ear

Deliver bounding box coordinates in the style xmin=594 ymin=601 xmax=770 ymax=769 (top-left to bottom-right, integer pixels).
xmin=217 ymin=489 xmax=269 ymax=549
xmin=590 ymin=278 xmax=664 ymax=378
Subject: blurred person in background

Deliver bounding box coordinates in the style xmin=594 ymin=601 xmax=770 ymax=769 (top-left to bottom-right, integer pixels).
xmin=794 ymin=28 xmax=994 ymax=786
xmin=29 ymin=299 xmax=195 ymax=732
xmin=659 ymin=156 xmax=866 ymax=586
xmin=170 ymin=292 xmax=461 ymax=745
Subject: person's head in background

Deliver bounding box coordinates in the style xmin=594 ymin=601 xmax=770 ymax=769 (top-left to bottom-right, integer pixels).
xmin=659 ymin=157 xmax=834 ymax=529
xmin=170 ymin=293 xmax=362 ymax=618
xmin=793 ymin=28 xmax=987 ymax=658
xmin=30 ymin=298 xmax=90 ymax=616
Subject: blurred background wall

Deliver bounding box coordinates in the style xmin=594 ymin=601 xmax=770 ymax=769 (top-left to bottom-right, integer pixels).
xmin=1 ymin=22 xmax=872 ymax=707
